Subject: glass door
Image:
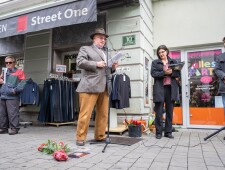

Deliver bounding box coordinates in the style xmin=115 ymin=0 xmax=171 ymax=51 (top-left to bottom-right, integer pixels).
xmin=186 ymin=49 xmax=225 ymax=127
xmin=169 ymin=51 xmax=183 ymax=126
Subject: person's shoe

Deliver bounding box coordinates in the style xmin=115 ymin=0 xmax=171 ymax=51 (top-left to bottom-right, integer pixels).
xmin=76 ymin=140 xmax=85 ymax=146
xmin=164 ymin=133 xmax=174 ymax=139
xmin=156 ymin=134 xmax=162 ymax=139
xmin=224 ymin=136 xmax=225 ymax=140
xmin=0 ymin=129 xmax=8 ymax=134
xmin=9 ymin=129 xmax=18 ymax=135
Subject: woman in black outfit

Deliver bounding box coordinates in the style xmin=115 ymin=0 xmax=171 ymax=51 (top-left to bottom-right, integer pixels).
xmin=151 ymin=45 xmax=180 ymax=139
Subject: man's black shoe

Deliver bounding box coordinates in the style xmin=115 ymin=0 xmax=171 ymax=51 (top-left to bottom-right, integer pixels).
xmin=156 ymin=134 xmax=162 ymax=139
xmin=0 ymin=129 xmax=8 ymax=134
xmin=9 ymin=129 xmax=18 ymax=135
xmin=164 ymin=133 xmax=174 ymax=139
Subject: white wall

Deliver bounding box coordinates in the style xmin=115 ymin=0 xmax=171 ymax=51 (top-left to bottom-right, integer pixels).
xmin=153 ymin=0 xmax=225 ymax=48
xmin=107 ymin=0 xmax=154 ymax=115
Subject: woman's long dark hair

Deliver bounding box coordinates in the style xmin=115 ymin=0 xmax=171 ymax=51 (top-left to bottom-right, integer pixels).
xmin=156 ymin=45 xmax=169 ymax=59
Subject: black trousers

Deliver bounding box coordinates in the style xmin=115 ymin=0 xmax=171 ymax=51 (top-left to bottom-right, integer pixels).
xmin=154 ymin=85 xmax=174 ymax=135
xmin=38 ymin=80 xmax=76 ymax=123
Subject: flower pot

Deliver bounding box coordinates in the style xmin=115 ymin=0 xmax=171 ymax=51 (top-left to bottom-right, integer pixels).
xmin=128 ymin=125 xmax=142 ymax=137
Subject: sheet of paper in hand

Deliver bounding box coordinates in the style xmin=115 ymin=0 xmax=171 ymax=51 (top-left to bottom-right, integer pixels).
xmin=108 ymin=51 xmax=123 ymax=67
xmin=2 ymin=67 xmax=7 ymax=84
xmin=169 ymin=62 xmax=185 ymax=71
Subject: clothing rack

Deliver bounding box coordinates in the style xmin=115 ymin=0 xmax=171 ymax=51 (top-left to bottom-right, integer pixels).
xmin=38 ymin=75 xmax=79 ymax=127
xmin=109 ymin=70 xmax=131 ymax=134
xmin=19 ymin=78 xmax=40 ymax=128
xmin=48 ymin=73 xmax=69 ymax=80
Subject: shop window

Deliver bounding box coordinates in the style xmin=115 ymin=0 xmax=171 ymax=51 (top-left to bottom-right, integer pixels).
xmin=188 ymin=49 xmax=221 ymax=108
xmin=188 ymin=49 xmax=225 ymax=125
xmin=0 ymin=54 xmax=24 ymax=74
xmin=169 ymin=51 xmax=181 ymax=62
xmin=169 ymin=51 xmax=183 ymax=125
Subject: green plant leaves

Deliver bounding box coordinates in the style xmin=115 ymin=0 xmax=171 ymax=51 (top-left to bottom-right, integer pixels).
xmin=38 ymin=140 xmax=70 ymax=155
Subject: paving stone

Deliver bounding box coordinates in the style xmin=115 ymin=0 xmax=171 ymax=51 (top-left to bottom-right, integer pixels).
xmin=168 ymin=166 xmax=187 ymax=170
xmin=187 ymin=165 xmax=207 ymax=170
xmin=0 ymin=126 xmax=225 ymax=170
xmin=207 ymin=166 xmax=225 ymax=170
xmin=119 ymin=157 xmax=137 ymax=163
xmin=205 ymin=161 xmax=224 ymax=166
xmin=149 ymin=161 xmax=169 ymax=169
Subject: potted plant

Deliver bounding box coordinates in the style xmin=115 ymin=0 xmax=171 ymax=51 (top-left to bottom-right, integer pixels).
xmin=126 ymin=119 xmax=142 ymax=137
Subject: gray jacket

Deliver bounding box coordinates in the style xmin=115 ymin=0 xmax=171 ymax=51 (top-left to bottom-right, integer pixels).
xmin=76 ymin=45 xmax=112 ymax=93
xmin=214 ymin=52 xmax=225 ymax=94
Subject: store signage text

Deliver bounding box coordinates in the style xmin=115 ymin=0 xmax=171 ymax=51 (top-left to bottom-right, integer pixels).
xmin=0 ymin=24 xmax=7 ymax=33
xmin=0 ymin=0 xmax=96 ymax=38
xmin=189 ymin=60 xmax=216 ymax=77
xmin=188 ymin=49 xmax=222 ymax=84
xmin=31 ymin=8 xmax=88 ymax=26
xmin=122 ymin=35 xmax=136 ymax=46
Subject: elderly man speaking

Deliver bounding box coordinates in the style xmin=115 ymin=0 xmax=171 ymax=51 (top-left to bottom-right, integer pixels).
xmin=75 ymin=28 xmax=118 ymax=146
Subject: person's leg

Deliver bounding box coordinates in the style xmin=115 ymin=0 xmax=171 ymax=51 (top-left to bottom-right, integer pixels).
xmin=94 ymin=90 xmax=108 ymax=140
xmin=6 ymin=99 xmax=20 ymax=133
xmin=221 ymin=94 xmax=225 ymax=140
xmin=0 ymin=99 xmax=9 ymax=133
xmin=76 ymin=93 xmax=98 ymax=142
xmin=154 ymin=102 xmax=164 ymax=138
xmin=221 ymin=93 xmax=225 ymax=110
xmin=164 ymin=86 xmax=175 ymax=137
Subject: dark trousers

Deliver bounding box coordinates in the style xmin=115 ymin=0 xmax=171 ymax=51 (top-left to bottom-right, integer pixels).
xmin=38 ymin=80 xmax=76 ymax=123
xmin=154 ymin=85 xmax=174 ymax=135
xmin=0 ymin=99 xmax=20 ymax=130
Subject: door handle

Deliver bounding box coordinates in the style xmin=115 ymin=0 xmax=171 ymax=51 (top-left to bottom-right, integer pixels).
xmin=186 ymin=84 xmax=189 ymax=97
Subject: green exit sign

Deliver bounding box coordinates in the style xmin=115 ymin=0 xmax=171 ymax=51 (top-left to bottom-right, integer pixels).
xmin=122 ymin=35 xmax=136 ymax=46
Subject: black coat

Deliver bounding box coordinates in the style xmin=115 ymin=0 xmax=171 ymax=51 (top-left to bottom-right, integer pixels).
xmin=214 ymin=52 xmax=225 ymax=94
xmin=151 ymin=57 xmax=180 ymax=102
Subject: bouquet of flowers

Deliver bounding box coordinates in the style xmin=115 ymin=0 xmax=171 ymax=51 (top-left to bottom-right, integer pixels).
xmin=124 ymin=119 xmax=142 ymax=126
xmin=38 ymin=140 xmax=70 ymax=155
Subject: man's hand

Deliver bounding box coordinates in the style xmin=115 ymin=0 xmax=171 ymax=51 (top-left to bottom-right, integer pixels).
xmin=96 ymin=61 xmax=106 ymax=68
xmin=223 ymin=77 xmax=225 ymax=83
xmin=12 ymin=89 xmax=16 ymax=94
xmin=112 ymin=61 xmax=119 ymax=69
xmin=0 ymin=78 xmax=3 ymax=84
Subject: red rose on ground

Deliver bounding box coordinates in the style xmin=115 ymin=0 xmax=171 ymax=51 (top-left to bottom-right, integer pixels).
xmin=59 ymin=142 xmax=64 ymax=146
xmin=53 ymin=150 xmax=68 ymax=161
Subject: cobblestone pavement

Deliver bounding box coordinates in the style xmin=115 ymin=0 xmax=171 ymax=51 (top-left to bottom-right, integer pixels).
xmin=0 ymin=125 xmax=225 ymax=170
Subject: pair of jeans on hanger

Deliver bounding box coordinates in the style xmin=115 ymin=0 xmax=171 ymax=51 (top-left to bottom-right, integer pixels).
xmin=38 ymin=79 xmax=76 ymax=123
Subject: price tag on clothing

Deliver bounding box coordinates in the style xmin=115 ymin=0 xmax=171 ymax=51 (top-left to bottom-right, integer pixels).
xmin=50 ymin=85 xmax=52 ymax=90
xmin=123 ymin=75 xmax=126 ymax=81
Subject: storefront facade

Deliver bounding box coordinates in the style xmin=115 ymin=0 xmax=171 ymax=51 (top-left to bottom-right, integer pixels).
xmin=0 ymin=0 xmax=153 ymax=127
xmin=1 ymin=0 xmax=224 ymax=129
xmin=153 ymin=0 xmax=225 ymax=128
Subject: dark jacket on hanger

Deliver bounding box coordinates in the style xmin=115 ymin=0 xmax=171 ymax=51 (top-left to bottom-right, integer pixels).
xmin=151 ymin=57 xmax=180 ymax=102
xmin=20 ymin=78 xmax=39 ymax=106
xmin=111 ymin=74 xmax=131 ymax=109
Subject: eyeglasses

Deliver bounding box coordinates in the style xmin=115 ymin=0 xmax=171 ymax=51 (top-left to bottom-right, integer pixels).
xmin=158 ymin=50 xmax=166 ymax=54
xmin=95 ymin=36 xmax=106 ymax=41
xmin=5 ymin=62 xmax=13 ymax=64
